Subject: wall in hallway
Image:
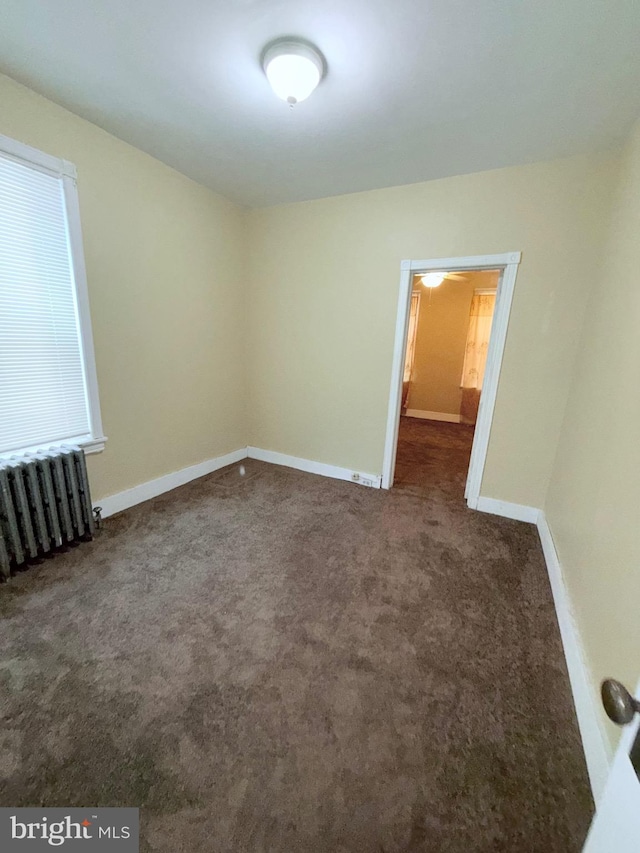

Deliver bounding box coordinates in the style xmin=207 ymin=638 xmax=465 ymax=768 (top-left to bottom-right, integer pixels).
xmin=407 ymin=271 xmax=498 ymax=419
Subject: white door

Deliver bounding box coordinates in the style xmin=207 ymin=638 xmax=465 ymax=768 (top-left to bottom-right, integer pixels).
xmin=583 ymin=680 xmax=640 ymax=851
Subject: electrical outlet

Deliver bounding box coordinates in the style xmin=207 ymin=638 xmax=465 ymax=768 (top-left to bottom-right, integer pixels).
xmin=351 ymin=472 xmax=381 ymax=488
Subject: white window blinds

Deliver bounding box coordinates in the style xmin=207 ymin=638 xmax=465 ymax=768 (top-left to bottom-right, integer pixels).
xmin=0 ymin=152 xmax=92 ymax=455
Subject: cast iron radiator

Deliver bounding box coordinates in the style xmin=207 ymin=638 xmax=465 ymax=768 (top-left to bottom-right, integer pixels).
xmin=0 ymin=446 xmax=95 ymax=580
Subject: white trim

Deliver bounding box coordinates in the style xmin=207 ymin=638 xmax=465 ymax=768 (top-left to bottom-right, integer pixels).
xmin=80 ymin=436 xmax=107 ymax=455
xmin=98 ymin=448 xmax=248 ymax=518
xmin=0 ymin=131 xmax=76 ymax=178
xmin=0 ymin=133 xmax=106 ymax=457
xmin=62 ymin=171 xmax=106 ymax=450
xmin=382 ymin=252 xmax=521 ymax=500
xmin=407 ymin=252 xmax=521 ymax=271
xmin=382 ymin=262 xmax=414 ymax=489
xmin=405 ymin=409 xmax=461 ymax=423
xmin=470 ymin=496 xmax=611 ymax=800
xmin=537 ymin=511 xmax=611 ymax=802
xmin=474 ymin=496 xmax=539 ymax=523
xmin=464 ymin=260 xmax=518 ymax=504
xmin=247 ymin=446 xmax=382 ymax=488
xmin=0 ymin=434 xmax=106 ymax=463
xmin=99 ymin=445 xmax=383 ymax=519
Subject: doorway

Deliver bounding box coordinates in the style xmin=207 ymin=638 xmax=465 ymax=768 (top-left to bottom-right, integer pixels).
xmin=382 ymin=253 xmax=521 ymax=507
xmin=396 ymin=269 xmax=498 ymax=498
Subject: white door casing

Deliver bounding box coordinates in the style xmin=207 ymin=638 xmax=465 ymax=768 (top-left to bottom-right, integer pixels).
xmin=382 ymin=252 xmax=521 ymax=506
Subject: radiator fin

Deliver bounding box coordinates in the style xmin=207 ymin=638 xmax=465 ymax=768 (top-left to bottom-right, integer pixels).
xmin=0 ymin=447 xmax=94 ymax=579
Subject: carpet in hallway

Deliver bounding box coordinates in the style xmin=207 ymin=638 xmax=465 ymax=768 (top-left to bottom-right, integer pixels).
xmin=0 ymin=419 xmax=592 ymax=851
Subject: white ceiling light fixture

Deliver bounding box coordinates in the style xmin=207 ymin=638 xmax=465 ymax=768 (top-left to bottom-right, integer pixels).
xmin=420 ymin=273 xmax=447 ymax=288
xmin=262 ymin=38 xmax=325 ymax=106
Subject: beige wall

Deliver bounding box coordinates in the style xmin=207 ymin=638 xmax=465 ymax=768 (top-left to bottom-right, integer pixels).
xmin=407 ymin=271 xmax=497 ymax=416
xmin=246 ymin=153 xmax=616 ymax=505
xmin=0 ymin=74 xmax=247 ymax=502
xmin=545 ymin=119 xmax=640 ymax=753
xmin=4 ymin=71 xmax=640 ymax=756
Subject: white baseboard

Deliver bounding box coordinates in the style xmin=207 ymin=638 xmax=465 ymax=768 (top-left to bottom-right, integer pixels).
xmin=98 ymin=447 xmax=248 ymax=518
xmin=95 ymin=444 xmax=608 ymax=802
xmin=98 ymin=445 xmax=382 ymax=519
xmin=537 ymin=511 xmax=611 ymax=803
xmin=405 ymin=409 xmax=461 ymax=423
xmin=473 ymin=495 xmax=539 ymax=523
xmin=472 ymin=498 xmax=611 ymax=800
xmin=247 ymin=446 xmax=382 ymax=488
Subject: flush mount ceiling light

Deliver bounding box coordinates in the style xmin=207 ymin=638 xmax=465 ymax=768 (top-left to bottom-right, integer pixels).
xmin=420 ymin=273 xmax=447 ymax=288
xmin=262 ymin=38 xmax=325 ymax=106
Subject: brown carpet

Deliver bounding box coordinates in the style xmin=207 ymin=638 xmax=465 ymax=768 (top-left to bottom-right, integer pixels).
xmin=0 ymin=418 xmax=592 ymax=851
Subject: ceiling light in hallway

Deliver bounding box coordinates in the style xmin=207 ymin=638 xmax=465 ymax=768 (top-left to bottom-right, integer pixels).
xmin=262 ymin=39 xmax=325 ymax=105
xmin=420 ymin=273 xmax=446 ymax=288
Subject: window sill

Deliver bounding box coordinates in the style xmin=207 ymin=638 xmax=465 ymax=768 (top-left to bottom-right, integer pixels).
xmin=82 ymin=436 xmax=108 ymax=455
xmin=0 ymin=435 xmax=108 ymax=462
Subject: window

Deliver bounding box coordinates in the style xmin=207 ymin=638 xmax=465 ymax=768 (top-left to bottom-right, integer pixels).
xmin=0 ymin=133 xmax=105 ymax=457
xmin=461 ymin=289 xmax=496 ymax=390
xmin=403 ymin=290 xmax=420 ymax=382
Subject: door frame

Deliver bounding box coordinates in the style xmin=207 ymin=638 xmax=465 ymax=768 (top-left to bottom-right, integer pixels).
xmin=381 ymin=252 xmax=521 ymax=506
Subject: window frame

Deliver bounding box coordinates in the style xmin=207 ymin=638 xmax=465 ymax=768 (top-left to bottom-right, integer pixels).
xmin=0 ymin=132 xmax=106 ymax=459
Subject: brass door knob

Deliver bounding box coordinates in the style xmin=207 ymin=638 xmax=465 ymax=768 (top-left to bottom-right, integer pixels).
xmin=601 ymin=679 xmax=640 ymax=725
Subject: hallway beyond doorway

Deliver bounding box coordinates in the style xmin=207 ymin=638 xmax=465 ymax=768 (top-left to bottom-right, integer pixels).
xmin=383 ymin=253 xmax=521 ymax=499
xmin=394 ymin=416 xmax=475 ymax=502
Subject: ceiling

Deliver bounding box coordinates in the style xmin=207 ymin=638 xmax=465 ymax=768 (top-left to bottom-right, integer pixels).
xmin=1 ymin=0 xmax=639 ymax=207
